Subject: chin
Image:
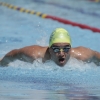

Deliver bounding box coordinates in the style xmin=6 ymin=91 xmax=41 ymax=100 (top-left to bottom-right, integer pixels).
xmin=58 ymin=62 xmax=66 ymax=67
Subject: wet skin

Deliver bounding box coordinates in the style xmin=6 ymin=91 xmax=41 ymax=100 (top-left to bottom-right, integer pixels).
xmin=0 ymin=43 xmax=100 ymax=67
xmin=49 ymin=43 xmax=71 ymax=67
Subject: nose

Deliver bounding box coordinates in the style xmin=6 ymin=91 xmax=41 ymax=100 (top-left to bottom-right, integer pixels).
xmin=59 ymin=50 xmax=65 ymax=56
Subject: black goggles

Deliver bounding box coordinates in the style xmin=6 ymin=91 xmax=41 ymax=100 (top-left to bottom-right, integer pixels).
xmin=51 ymin=45 xmax=71 ymax=53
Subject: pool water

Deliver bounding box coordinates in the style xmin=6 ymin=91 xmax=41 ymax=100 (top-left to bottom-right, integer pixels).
xmin=0 ymin=0 xmax=100 ymax=100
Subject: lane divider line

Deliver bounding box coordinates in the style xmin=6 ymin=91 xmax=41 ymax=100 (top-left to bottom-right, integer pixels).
xmin=0 ymin=2 xmax=47 ymax=18
xmin=90 ymin=0 xmax=100 ymax=2
xmin=32 ymin=0 xmax=100 ymax=18
xmin=0 ymin=2 xmax=100 ymax=33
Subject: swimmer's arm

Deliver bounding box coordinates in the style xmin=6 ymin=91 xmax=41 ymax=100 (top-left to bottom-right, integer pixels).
xmin=71 ymin=47 xmax=100 ymax=66
xmin=0 ymin=49 xmax=19 ymax=67
xmin=0 ymin=49 xmax=34 ymax=67
xmin=81 ymin=48 xmax=100 ymax=66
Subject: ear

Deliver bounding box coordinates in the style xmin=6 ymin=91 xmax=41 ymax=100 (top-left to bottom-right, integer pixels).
xmin=49 ymin=47 xmax=52 ymax=55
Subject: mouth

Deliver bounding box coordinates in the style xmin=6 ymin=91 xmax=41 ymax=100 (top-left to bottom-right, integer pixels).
xmin=59 ymin=58 xmax=65 ymax=64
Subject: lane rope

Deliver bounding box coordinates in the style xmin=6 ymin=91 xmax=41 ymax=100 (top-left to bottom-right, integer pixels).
xmin=32 ymin=0 xmax=100 ymax=18
xmin=0 ymin=2 xmax=47 ymax=18
xmin=90 ymin=0 xmax=100 ymax=2
xmin=0 ymin=2 xmax=100 ymax=33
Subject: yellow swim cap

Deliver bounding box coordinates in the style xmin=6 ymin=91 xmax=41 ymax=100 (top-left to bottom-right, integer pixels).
xmin=49 ymin=28 xmax=71 ymax=47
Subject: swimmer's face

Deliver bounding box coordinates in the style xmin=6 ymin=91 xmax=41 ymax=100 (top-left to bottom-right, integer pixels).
xmin=49 ymin=43 xmax=71 ymax=67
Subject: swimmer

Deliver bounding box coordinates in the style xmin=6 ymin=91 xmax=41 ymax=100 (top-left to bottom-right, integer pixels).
xmin=0 ymin=28 xmax=100 ymax=67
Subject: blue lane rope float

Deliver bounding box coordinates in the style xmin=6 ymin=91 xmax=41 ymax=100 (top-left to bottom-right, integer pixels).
xmin=32 ymin=0 xmax=100 ymax=18
xmin=0 ymin=2 xmax=100 ymax=33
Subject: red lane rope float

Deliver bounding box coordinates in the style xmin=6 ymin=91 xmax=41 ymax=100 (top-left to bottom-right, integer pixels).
xmin=46 ymin=15 xmax=100 ymax=33
xmin=0 ymin=2 xmax=100 ymax=33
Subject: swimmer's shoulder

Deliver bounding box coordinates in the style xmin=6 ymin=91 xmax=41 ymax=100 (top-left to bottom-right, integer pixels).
xmin=70 ymin=46 xmax=94 ymax=61
xmin=71 ymin=46 xmax=93 ymax=53
xmin=19 ymin=45 xmax=48 ymax=53
xmin=21 ymin=44 xmax=48 ymax=52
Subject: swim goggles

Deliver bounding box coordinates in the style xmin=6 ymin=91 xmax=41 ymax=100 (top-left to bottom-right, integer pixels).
xmin=51 ymin=45 xmax=71 ymax=53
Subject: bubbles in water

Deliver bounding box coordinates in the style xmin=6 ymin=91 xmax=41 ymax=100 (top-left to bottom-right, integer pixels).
xmin=64 ymin=57 xmax=94 ymax=71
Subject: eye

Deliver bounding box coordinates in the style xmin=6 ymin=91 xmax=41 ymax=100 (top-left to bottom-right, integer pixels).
xmin=63 ymin=47 xmax=70 ymax=52
xmin=63 ymin=48 xmax=69 ymax=52
xmin=53 ymin=48 xmax=60 ymax=52
xmin=52 ymin=47 xmax=60 ymax=52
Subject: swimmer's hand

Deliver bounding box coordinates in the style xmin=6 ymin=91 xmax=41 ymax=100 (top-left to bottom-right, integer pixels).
xmin=0 ymin=49 xmax=19 ymax=67
xmin=0 ymin=58 xmax=2 ymax=66
xmin=0 ymin=58 xmax=8 ymax=67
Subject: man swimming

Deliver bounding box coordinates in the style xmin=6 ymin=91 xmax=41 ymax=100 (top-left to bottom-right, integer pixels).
xmin=0 ymin=28 xmax=100 ymax=67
